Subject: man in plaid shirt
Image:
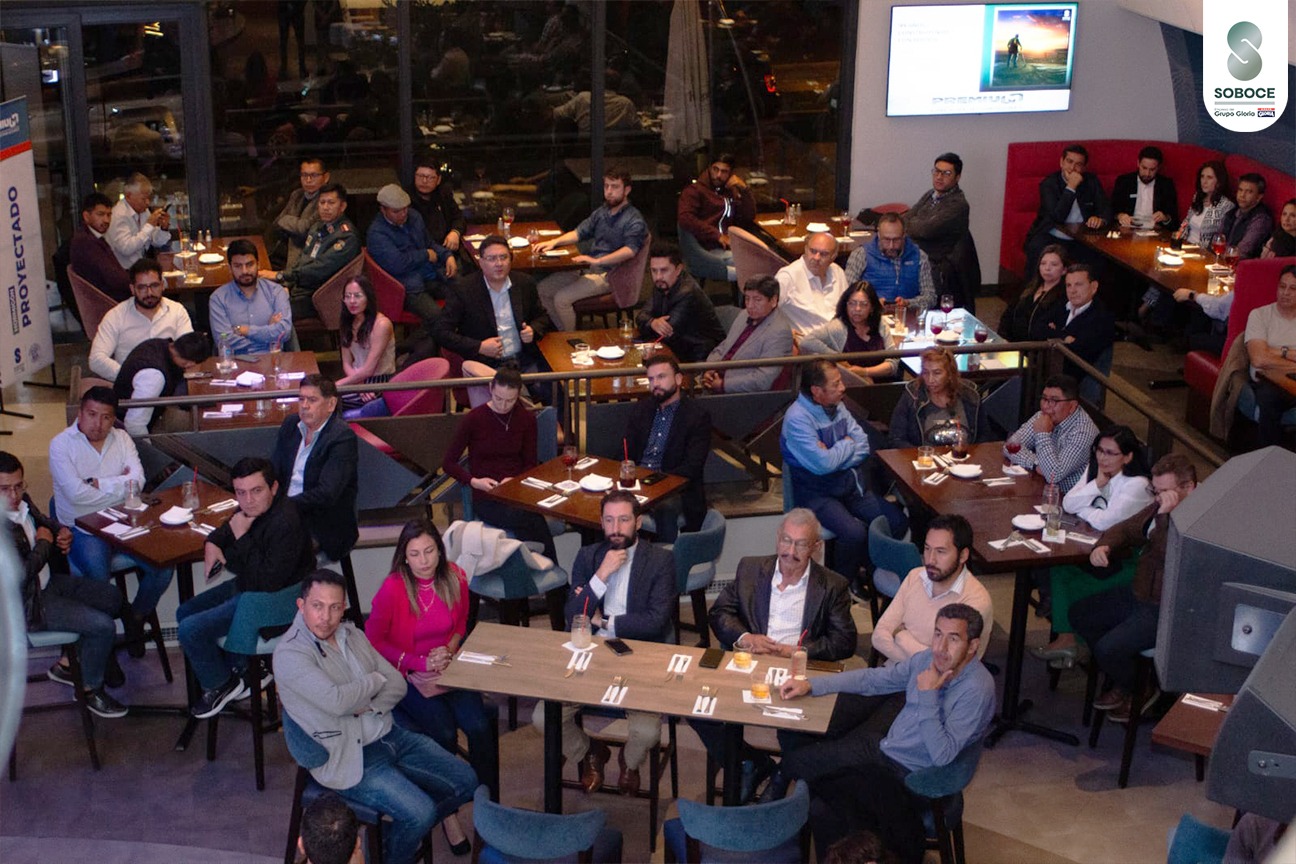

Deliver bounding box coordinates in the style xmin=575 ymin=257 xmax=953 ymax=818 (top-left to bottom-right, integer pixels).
xmin=1003 ymin=374 xmax=1099 ymax=493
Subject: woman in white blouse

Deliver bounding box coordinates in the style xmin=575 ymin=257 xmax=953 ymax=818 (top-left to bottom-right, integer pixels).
xmin=1031 ymin=426 xmax=1153 ymax=667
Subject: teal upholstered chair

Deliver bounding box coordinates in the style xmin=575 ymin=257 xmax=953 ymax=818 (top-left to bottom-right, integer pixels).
xmin=668 ymin=509 xmax=726 ymax=647
xmin=866 ymin=514 xmax=916 ymax=651
xmin=678 ymin=224 xmax=734 ymax=284
xmin=472 ymin=784 xmax=623 ymax=863
xmin=663 ymin=780 xmax=810 ymax=863
xmin=903 ymin=740 xmax=984 ymax=864
xmin=206 ymin=582 xmax=300 ymax=790
xmin=1165 ymin=813 xmax=1229 ymax=864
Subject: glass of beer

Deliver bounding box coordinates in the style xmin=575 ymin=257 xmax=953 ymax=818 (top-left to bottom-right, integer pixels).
xmin=917 ymin=446 xmax=935 ymax=469
xmin=750 ymin=670 xmax=770 ymax=701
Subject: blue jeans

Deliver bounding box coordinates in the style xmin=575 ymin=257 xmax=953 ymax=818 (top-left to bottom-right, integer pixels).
xmin=40 ymin=569 xmax=124 ymax=690
xmin=1070 ymin=586 xmax=1159 ymax=692
xmin=68 ymin=530 xmax=174 ymax=617
xmin=346 ymin=725 xmax=477 ymax=864
xmin=805 ymin=488 xmax=907 ymax=586
xmin=395 ymin=686 xmax=499 ymax=798
xmin=176 ymin=580 xmax=241 ymax=690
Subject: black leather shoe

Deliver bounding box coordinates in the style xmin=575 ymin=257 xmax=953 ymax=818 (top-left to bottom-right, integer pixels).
xmin=122 ymin=608 xmax=147 ymax=658
xmin=756 ymin=768 xmax=790 ymax=804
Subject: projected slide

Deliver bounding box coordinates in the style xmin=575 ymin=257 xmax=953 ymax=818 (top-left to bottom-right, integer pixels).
xmin=887 ymin=3 xmax=1078 ymax=117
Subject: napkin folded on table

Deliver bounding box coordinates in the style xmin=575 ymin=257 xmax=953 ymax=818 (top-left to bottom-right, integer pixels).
xmin=234 ymin=371 xmax=266 ymax=387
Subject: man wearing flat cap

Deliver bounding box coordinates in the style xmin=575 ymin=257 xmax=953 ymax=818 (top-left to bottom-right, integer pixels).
xmin=365 ymin=182 xmax=457 ymax=327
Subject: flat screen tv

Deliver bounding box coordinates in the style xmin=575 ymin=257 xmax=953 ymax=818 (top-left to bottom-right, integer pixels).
xmin=887 ymin=3 xmax=1078 ymax=116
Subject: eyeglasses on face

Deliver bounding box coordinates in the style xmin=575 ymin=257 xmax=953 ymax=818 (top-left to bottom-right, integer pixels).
xmin=1040 ymin=395 xmax=1075 ymax=406
xmin=931 ymin=168 xmax=954 ymax=177
xmin=300 ymin=171 xmax=325 ymax=179
xmin=0 ymin=481 xmax=27 ymax=495
xmin=1094 ymin=447 xmax=1124 ymax=457
xmin=481 ymin=254 xmax=510 ymax=264
xmin=777 ymin=535 xmax=816 ymax=552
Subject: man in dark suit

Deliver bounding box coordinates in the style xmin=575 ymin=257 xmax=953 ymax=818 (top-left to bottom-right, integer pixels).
xmin=1111 ymin=146 xmax=1177 ymax=230
xmin=551 ymin=490 xmax=676 ymax=795
xmin=269 ymin=375 xmax=359 ymax=566
xmin=623 ymin=351 xmax=712 ymax=541
xmin=433 ymin=234 xmax=551 ymax=373
xmin=69 ymin=192 xmax=131 ymax=301
xmin=1044 ymin=263 xmax=1116 ymax=383
xmin=1023 ymin=143 xmax=1111 ymax=275
xmin=695 ymin=508 xmax=858 ymax=799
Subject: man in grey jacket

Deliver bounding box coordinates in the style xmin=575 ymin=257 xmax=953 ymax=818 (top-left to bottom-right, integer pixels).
xmin=274 ymin=570 xmax=476 ymax=864
xmin=700 ymin=275 xmax=794 ymax=393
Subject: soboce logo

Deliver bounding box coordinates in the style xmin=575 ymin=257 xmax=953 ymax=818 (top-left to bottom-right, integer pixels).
xmin=1202 ymin=0 xmax=1287 ymax=132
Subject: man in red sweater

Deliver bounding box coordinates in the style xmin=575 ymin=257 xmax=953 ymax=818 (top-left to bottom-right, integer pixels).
xmin=677 ymin=153 xmax=758 ymax=282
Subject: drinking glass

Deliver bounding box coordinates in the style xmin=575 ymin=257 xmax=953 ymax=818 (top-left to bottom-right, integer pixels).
xmin=182 ymin=481 xmax=200 ymax=511
xmin=619 ymin=316 xmax=635 ymax=351
xmin=973 ymin=325 xmax=989 ymax=344
xmin=124 ymin=479 xmax=142 ymax=510
xmin=790 ymin=646 xmax=808 ymax=681
xmin=839 ymin=209 xmax=852 ymax=236
xmin=750 ymin=670 xmax=771 ymax=701
xmin=917 ymin=445 xmax=935 ymax=469
xmin=269 ymin=341 xmax=283 ymax=374
xmin=940 ymin=294 xmax=955 ymax=315
xmin=501 ymin=206 xmax=515 ymax=237
xmin=1221 ymin=246 xmax=1240 ymax=271
xmin=1003 ymin=439 xmax=1022 ymax=467
xmin=571 ymin=614 xmax=592 ymax=649
xmin=928 ymin=313 xmax=945 ymax=337
xmin=1210 ymin=232 xmax=1227 ymax=261
xmin=1042 ymin=483 xmax=1062 ymax=533
xmin=619 ymin=460 xmax=636 ymax=489
xmin=562 ymin=444 xmax=579 ymax=480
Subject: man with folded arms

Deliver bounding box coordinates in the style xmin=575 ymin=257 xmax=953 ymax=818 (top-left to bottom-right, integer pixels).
xmin=537 ymin=490 xmax=675 ymax=796
xmin=270 ymin=375 xmax=359 ymax=566
xmin=69 ymin=192 xmax=131 ymax=301
xmin=49 ymin=387 xmax=174 ymax=649
xmin=113 ymin=332 xmax=213 ymax=436
xmin=262 ymin=183 xmax=360 ymax=321
xmin=623 ymin=351 xmax=711 ymax=541
xmin=365 ymin=183 xmax=456 ymax=327
xmin=535 ymin=166 xmax=649 ymax=331
xmin=1071 ymin=454 xmax=1196 ymax=723
xmin=903 ymin=153 xmax=970 ymax=280
xmin=1022 ymin=143 xmax=1110 ymax=275
xmin=695 ymin=508 xmax=856 ymax=797
xmin=183 ymin=456 xmax=314 ymax=719
xmin=776 ymin=232 xmax=848 ymax=333
xmin=106 ymin=172 xmax=172 ymax=269
xmin=276 ymin=570 xmax=477 ymax=864
xmin=772 ymin=604 xmax=995 ymax=862
xmin=209 ymin=238 xmax=295 ymax=354
xmin=1003 ymin=374 xmax=1099 ymax=493
xmin=634 ymin=241 xmax=726 ymax=363
xmin=676 ymin=152 xmax=758 ymax=282
xmin=4 ymin=451 xmax=128 ymax=719
xmin=872 ymin=514 xmax=993 ymax=664
xmin=700 ymin=275 xmax=794 ymax=394
xmin=90 ymin=258 xmax=193 ymax=382
xmin=270 ymin=157 xmax=329 ymax=270
xmin=1221 ymin=173 xmax=1273 ymax=260
xmin=845 ymin=214 xmax=936 ymax=308
xmin=405 ymin=159 xmax=466 ymax=266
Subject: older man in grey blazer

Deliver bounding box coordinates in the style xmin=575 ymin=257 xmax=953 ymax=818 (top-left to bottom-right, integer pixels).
xmin=699 ymin=275 xmax=795 ymax=393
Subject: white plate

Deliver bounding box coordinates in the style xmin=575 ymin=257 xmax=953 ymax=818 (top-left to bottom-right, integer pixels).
xmin=198 ymin=252 xmax=224 ymax=265
xmin=578 ymin=474 xmax=614 ymax=493
xmin=432 ymin=124 xmax=453 ymax=133
xmin=471 ymin=191 xmax=496 ymax=200
xmin=159 ymin=506 xmax=193 ymax=526
xmin=508 ymin=236 xmax=529 ymax=248
xmin=1156 ymin=254 xmax=1184 ymax=266
xmin=594 ymin=346 xmax=625 ymax=360
xmin=935 ymin=329 xmax=960 ymax=344
xmin=948 ymin=463 xmax=983 ymax=479
xmin=1011 ymin=513 xmax=1046 ymax=531
xmin=805 ymin=221 xmax=830 ymax=233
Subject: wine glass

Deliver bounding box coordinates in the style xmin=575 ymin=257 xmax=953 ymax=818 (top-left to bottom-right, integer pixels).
xmin=562 ymin=444 xmax=578 ymax=481
xmin=928 ymin=312 xmax=944 ymax=337
xmin=501 ymin=206 xmax=515 ymax=237
xmin=839 ymin=209 xmax=852 ymax=236
xmin=973 ymin=325 xmax=989 ymax=344
xmin=940 ymin=294 xmax=955 ymax=315
xmin=1221 ymin=245 xmax=1240 ymax=271
xmin=1003 ymin=439 xmax=1022 ymax=467
xmin=1210 ymin=232 xmax=1227 ymax=262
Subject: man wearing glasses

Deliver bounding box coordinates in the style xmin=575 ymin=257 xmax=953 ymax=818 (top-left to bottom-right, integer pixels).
xmin=1070 ymin=454 xmax=1197 ymax=722
xmin=405 ymin=159 xmax=466 ymax=265
xmin=1003 ymin=374 xmax=1099 ymax=492
xmin=844 ymin=213 xmax=936 ymax=308
xmin=270 ymin=157 xmax=330 ymax=270
xmin=902 ymin=153 xmax=970 ymax=290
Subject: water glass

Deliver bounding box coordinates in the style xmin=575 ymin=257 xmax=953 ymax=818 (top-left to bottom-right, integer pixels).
xmin=1043 ymin=484 xmax=1062 ymax=533
xmin=571 ymin=615 xmax=592 ymax=649
xmin=124 ymin=479 xmax=142 ymax=510
xmin=182 ymin=480 xmax=200 ymax=511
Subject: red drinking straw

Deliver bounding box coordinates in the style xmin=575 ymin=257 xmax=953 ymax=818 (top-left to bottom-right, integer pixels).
xmin=583 ymin=595 xmax=589 ymax=617
xmin=623 ymin=439 xmax=629 ymax=461
xmin=797 ymin=629 xmax=808 ymax=648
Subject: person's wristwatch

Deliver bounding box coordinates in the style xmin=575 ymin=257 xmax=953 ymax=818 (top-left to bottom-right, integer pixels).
xmin=1282 ymin=346 xmax=1290 ymax=360
xmin=1188 ymin=291 xmax=1196 ymax=303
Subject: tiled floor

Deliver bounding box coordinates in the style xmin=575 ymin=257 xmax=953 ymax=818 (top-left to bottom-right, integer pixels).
xmin=1 ymin=304 xmax=1240 ymax=862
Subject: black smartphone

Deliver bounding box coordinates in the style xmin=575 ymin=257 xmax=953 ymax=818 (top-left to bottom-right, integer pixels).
xmin=567 ymin=338 xmax=585 ymax=348
xmin=206 ymin=560 xmax=224 ymax=582
xmin=605 ymin=638 xmax=633 ymax=656
xmin=698 ymin=647 xmax=725 ymax=668
xmin=640 ymin=471 xmax=668 ymax=486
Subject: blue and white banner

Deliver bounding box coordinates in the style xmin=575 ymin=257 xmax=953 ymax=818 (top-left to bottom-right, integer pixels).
xmin=0 ymin=97 xmax=53 ymax=384
xmin=1202 ymin=0 xmax=1288 ymax=132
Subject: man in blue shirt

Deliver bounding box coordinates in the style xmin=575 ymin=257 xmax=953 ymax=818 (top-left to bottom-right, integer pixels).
xmin=534 ymin=166 xmax=648 ymax=330
xmin=209 ymin=238 xmax=295 ymax=354
xmin=780 ymin=359 xmax=906 ymax=593
xmin=771 ymin=603 xmax=995 ymax=862
xmin=366 ymin=184 xmax=456 ymax=328
xmin=844 ymin=213 xmax=936 ymax=307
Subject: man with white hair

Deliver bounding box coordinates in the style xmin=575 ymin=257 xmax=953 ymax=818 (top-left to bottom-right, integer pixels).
xmin=106 ymin=173 xmax=172 ymax=268
xmin=776 ymin=232 xmax=848 ymax=333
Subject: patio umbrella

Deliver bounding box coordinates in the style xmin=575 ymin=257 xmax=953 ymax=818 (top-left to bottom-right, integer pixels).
xmin=662 ymin=0 xmax=711 ymax=155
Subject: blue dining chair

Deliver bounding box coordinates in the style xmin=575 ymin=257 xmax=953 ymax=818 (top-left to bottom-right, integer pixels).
xmin=1165 ymin=813 xmax=1229 ymax=864
xmin=903 ymin=740 xmax=984 ymax=864
xmin=472 ymin=785 xmax=623 ymax=863
xmin=866 ymin=515 xmax=917 ymax=664
xmin=668 ymin=509 xmax=726 ymax=647
xmin=663 ymin=780 xmax=810 ymax=863
xmin=8 ymin=630 xmax=99 ymax=779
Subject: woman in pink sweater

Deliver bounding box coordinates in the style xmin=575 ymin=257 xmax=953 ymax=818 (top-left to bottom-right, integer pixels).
xmin=367 ymin=517 xmax=496 ymax=856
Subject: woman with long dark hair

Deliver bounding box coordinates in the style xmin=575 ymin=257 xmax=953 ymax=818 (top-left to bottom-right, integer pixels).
xmin=1031 ymin=425 xmax=1154 ymax=668
xmin=798 ymin=280 xmax=899 ymax=383
xmin=336 ymin=274 xmax=396 ymax=417
xmin=1177 ymin=160 xmax=1235 ymax=245
xmin=1261 ymin=198 xmax=1296 ymax=258
xmin=999 ymin=244 xmax=1067 ymax=342
xmin=366 ymin=516 xmax=494 ymax=857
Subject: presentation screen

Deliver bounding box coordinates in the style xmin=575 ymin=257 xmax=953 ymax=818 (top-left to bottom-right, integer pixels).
xmin=887 ymin=3 xmax=1078 ymax=116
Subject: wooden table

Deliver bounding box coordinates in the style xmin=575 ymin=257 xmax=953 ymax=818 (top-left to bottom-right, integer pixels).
xmin=480 ymin=455 xmax=687 ymax=533
xmin=438 ymin=623 xmax=838 ymax=811
xmin=159 ymin=235 xmax=270 ymax=295
xmin=1152 ymin=693 xmax=1234 ymax=782
xmin=539 ymin=329 xmax=692 ymax=402
xmin=463 ymin=222 xmax=585 ymax=273
xmin=1071 ymin=226 xmax=1220 ymax=296
xmin=751 ymin=208 xmax=864 ymax=260
xmin=75 ymin=478 xmax=233 ymax=748
xmin=878 ymin=442 xmax=1099 ymax=747
xmin=1260 ymin=367 xmax=1296 ymax=398
xmin=893 ymin=306 xmax=1023 ymax=377
xmin=187 ymin=351 xmax=319 ymax=431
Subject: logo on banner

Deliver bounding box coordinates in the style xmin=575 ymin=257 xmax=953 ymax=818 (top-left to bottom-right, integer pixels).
xmin=1203 ymin=1 xmax=1287 ymax=132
